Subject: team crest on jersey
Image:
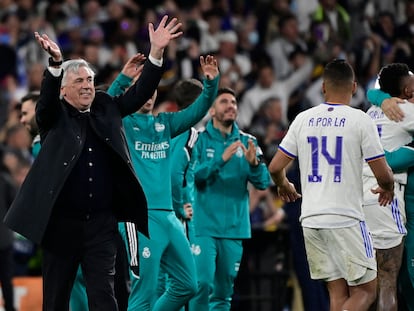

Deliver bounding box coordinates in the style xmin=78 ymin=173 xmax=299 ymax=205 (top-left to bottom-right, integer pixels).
xmin=155 ymin=123 xmax=165 ymax=132
xmin=206 ymin=148 xmax=215 ymax=158
xmin=191 ymin=244 xmax=201 ymax=256
xmin=236 ymin=146 xmax=243 ymax=158
xmin=142 ymin=247 xmax=151 ymax=258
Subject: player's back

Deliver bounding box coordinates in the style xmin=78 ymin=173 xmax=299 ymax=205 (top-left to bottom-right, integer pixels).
xmin=282 ymin=103 xmax=384 ymax=227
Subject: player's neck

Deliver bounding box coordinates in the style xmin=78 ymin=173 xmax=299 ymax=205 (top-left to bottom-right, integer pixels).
xmin=324 ymin=95 xmax=351 ymax=106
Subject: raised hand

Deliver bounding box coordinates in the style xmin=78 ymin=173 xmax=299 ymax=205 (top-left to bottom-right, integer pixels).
xmin=239 ymin=139 xmax=259 ymax=166
xmin=222 ymin=141 xmax=243 ymax=162
xmin=121 ymin=53 xmax=147 ymax=79
xmin=34 ymin=32 xmax=62 ymax=61
xmin=149 ymin=15 xmax=182 ymax=60
xmin=200 ymin=55 xmax=219 ymax=80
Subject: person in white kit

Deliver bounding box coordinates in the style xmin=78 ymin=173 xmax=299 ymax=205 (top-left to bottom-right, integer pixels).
xmin=363 ymin=63 xmax=414 ymax=311
xmin=268 ymin=59 xmax=395 ymax=311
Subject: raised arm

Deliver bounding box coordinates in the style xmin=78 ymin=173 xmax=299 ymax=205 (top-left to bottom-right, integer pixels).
xmin=107 ymin=53 xmax=146 ymax=97
xmin=169 ymin=55 xmax=220 ymax=137
xmin=117 ymin=16 xmax=183 ymax=116
xmin=33 ymin=32 xmax=64 ymax=131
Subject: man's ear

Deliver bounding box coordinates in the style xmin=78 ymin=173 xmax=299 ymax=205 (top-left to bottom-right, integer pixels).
xmin=352 ymin=81 xmax=357 ymax=95
xmin=404 ymin=86 xmax=412 ymax=99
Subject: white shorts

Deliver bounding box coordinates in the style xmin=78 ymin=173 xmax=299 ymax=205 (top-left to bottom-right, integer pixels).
xmin=363 ymin=177 xmax=406 ymax=249
xmin=303 ymin=222 xmax=377 ymax=286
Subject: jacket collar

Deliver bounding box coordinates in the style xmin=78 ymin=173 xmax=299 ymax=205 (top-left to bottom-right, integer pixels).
xmin=64 ymin=100 xmax=92 ymax=117
xmin=205 ymin=120 xmax=239 ymax=141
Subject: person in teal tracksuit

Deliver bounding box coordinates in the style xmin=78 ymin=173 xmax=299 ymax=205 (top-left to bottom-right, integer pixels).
xmin=118 ymin=54 xmax=219 ymax=311
xmin=189 ymin=87 xmax=271 ymax=310
xmin=157 ymin=78 xmax=204 ymax=306
xmin=170 ymin=79 xmax=204 ymax=248
xmin=367 ymin=86 xmax=414 ymax=311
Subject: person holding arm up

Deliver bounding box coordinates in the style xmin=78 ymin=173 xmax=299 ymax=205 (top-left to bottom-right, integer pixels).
xmin=4 ymin=15 xmax=182 ymax=311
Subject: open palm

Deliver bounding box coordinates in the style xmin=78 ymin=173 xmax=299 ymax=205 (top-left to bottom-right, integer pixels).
xmin=200 ymin=55 xmax=219 ymax=80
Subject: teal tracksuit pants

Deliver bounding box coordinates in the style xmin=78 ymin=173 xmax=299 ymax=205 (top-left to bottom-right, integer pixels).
xmin=189 ymin=236 xmax=243 ymax=311
xmin=119 ymin=210 xmax=197 ymax=311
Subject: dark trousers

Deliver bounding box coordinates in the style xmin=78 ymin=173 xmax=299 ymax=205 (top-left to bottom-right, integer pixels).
xmin=41 ymin=211 xmax=118 ymax=311
xmin=114 ymin=232 xmax=130 ymax=311
xmin=0 ymin=246 xmax=15 ymax=311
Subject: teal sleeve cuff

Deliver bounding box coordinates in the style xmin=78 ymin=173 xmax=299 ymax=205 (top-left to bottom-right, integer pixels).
xmin=366 ymin=89 xmax=391 ymax=107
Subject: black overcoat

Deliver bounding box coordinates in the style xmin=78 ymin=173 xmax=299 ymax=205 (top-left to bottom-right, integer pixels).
xmin=4 ymin=60 xmax=162 ymax=244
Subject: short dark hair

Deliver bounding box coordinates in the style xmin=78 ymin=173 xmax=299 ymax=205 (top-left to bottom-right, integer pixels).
xmin=21 ymin=91 xmax=40 ymax=105
xmin=173 ymin=78 xmax=203 ymax=109
xmin=216 ymin=87 xmax=236 ymax=98
xmin=323 ymin=59 xmax=355 ymax=86
xmin=378 ymin=63 xmax=411 ymax=97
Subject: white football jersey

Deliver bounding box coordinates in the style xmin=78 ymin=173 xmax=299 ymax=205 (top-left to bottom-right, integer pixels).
xmin=279 ymin=103 xmax=384 ymax=228
xmin=363 ymin=100 xmax=414 ymax=185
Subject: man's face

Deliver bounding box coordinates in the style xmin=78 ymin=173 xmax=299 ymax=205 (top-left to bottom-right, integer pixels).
xmin=61 ymin=66 xmax=95 ymax=111
xmin=20 ymin=99 xmax=38 ymax=135
xmin=210 ymin=93 xmax=238 ymax=125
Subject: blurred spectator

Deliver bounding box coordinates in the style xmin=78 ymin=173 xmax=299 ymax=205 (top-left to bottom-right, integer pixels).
xmin=199 ymin=7 xmax=224 ymax=54
xmin=238 ymin=59 xmax=313 ymax=129
xmin=311 ymin=0 xmax=352 ymax=48
xmin=395 ymin=0 xmax=414 ymax=69
xmin=249 ymin=97 xmax=287 ymax=163
xmin=236 ymin=13 xmax=259 ymax=55
xmin=291 ymin=0 xmax=319 ymax=35
xmin=266 ymin=12 xmax=309 ymax=80
xmin=0 ymin=145 xmax=17 ymax=311
xmin=216 ymin=30 xmax=252 ymax=86
xmin=0 ymin=26 xmax=17 ymax=128
xmin=364 ymin=0 xmax=406 ymax=27
xmin=250 ymin=186 xmax=285 ymax=232
xmin=256 ymin=0 xmax=293 ymax=45
xmin=304 ymin=73 xmax=369 ymax=111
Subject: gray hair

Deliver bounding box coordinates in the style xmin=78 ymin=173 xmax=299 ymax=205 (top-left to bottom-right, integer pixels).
xmin=61 ymin=59 xmax=95 ymax=87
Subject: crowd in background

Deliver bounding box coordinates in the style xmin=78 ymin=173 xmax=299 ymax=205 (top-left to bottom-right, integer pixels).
xmin=1 ymin=0 xmax=414 ymax=309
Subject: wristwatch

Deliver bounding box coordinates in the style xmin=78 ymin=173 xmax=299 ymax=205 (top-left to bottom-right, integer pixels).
xmin=48 ymin=57 xmax=63 ymax=67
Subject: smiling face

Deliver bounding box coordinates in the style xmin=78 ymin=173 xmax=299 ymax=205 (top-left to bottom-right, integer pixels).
xmin=60 ymin=65 xmax=95 ymax=111
xmin=210 ymin=92 xmax=238 ymax=127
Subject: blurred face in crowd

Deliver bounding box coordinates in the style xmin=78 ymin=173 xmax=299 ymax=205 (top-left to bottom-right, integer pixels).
xmin=20 ymin=99 xmax=38 ymax=136
xmin=210 ymin=92 xmax=238 ymax=127
xmin=265 ymin=99 xmax=283 ymax=123
xmin=258 ymin=66 xmax=275 ymax=88
xmin=61 ymin=66 xmax=95 ymax=111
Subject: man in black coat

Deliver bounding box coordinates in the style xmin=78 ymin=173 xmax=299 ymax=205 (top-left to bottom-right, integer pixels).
xmin=4 ymin=15 xmax=182 ymax=311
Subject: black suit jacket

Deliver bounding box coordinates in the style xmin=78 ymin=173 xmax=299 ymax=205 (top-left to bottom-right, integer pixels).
xmin=4 ymin=60 xmax=162 ymax=244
